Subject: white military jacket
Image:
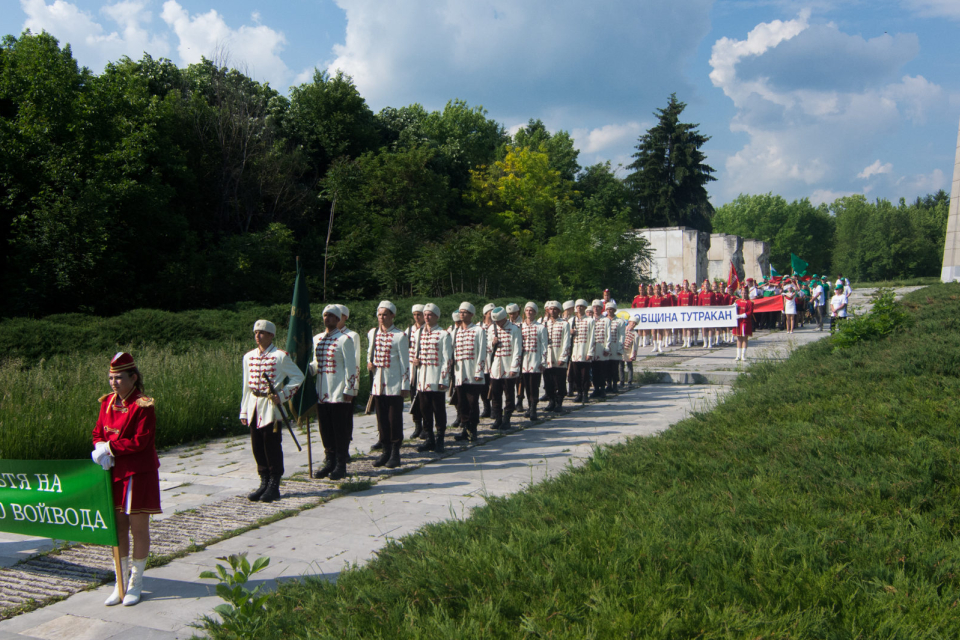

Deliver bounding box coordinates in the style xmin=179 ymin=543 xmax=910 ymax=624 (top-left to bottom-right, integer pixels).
xmin=406 ymin=324 xmax=425 ymax=390
xmin=308 ymin=329 xmax=358 ymax=403
xmin=367 ymin=325 xmax=410 ymax=396
xmin=622 ymin=327 xmax=638 ymax=362
xmin=487 ymin=322 xmax=522 ymax=379
xmin=519 ymin=321 xmax=547 ymax=373
xmin=240 ymin=344 xmax=305 ymax=429
xmin=544 ymin=318 xmax=571 ymax=368
xmin=569 ymin=315 xmax=595 ymax=363
xmin=342 ymin=327 xmax=361 ymax=388
xmin=414 ymin=325 xmax=453 ymax=391
xmin=593 ymin=315 xmax=614 ymax=361
xmin=453 ymin=322 xmax=487 ymax=385
xmin=608 ymin=317 xmax=626 ymax=360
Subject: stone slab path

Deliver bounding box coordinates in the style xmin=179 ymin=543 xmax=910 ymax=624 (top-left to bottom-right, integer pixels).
xmin=0 ymin=287 xmax=917 ymax=639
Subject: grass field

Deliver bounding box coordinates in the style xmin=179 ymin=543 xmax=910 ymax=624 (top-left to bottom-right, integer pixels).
xmin=852 ymin=276 xmax=940 ymax=289
xmin=0 ymin=294 xmax=581 ymax=460
xmin=195 ymin=283 xmax=960 ymax=638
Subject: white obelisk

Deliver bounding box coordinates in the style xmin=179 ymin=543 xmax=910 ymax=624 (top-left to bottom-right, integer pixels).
xmin=942 ymin=117 xmax=960 ymax=282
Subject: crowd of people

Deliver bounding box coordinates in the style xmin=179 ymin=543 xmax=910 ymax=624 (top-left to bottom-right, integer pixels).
xmin=89 ymin=273 xmax=854 ymax=606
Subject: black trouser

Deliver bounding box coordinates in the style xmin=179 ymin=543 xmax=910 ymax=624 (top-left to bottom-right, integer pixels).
xmin=592 ymin=360 xmax=606 ymax=391
xmin=317 ymin=402 xmax=352 ymax=460
xmin=490 ymin=377 xmax=516 ymax=419
xmin=544 ymin=367 xmax=566 ymax=401
xmin=570 ymin=361 xmax=591 ymax=395
xmin=449 ymin=386 xmax=459 ymax=407
xmin=418 ymin=390 xmax=447 ymax=436
xmin=830 ymin=315 xmax=844 ymax=333
xmin=520 ymin=372 xmax=541 ymax=407
xmin=250 ymin=419 xmax=283 ymax=477
xmin=457 ymin=383 xmax=483 ymax=426
xmin=410 ymin=384 xmax=423 ymax=425
xmin=375 ymin=395 xmax=404 ymax=445
xmin=607 ymin=360 xmax=620 ymax=387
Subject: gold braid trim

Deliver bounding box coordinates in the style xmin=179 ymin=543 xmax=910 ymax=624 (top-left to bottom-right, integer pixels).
xmin=98 ymin=393 xmax=113 ymax=404
xmin=136 ymin=396 xmax=155 ymax=408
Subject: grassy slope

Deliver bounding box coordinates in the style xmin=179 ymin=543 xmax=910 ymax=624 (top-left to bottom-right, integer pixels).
xmin=209 ymin=284 xmax=960 ymax=639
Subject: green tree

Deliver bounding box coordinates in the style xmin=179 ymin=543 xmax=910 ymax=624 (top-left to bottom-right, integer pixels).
xmin=625 ymin=94 xmax=715 ymax=231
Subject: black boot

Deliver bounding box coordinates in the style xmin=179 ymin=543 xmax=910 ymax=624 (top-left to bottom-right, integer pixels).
xmin=329 ymin=452 xmax=347 ymax=481
xmin=501 ymin=414 xmax=512 ymax=430
xmin=451 ymin=416 xmax=461 ymax=428
xmin=516 ymin=398 xmax=525 ymax=412
xmin=574 ymin=392 xmax=584 ymax=403
xmin=491 ymin=413 xmax=503 ymax=430
xmin=247 ymin=472 xmax=269 ymax=501
xmin=259 ymin=475 xmax=281 ymax=503
xmin=544 ymin=398 xmax=556 ymax=412
xmin=453 ymin=426 xmax=470 ymax=441
xmin=529 ymin=405 xmax=538 ymax=421
xmin=385 ymin=444 xmax=401 ymax=469
xmin=373 ymin=441 xmax=391 ymax=467
xmin=468 ymin=421 xmax=478 ymax=442
xmin=417 ymin=432 xmax=436 ymax=452
xmin=481 ymin=399 xmax=491 ymax=419
xmin=539 ymin=393 xmax=549 ymax=402
xmin=556 ymin=397 xmax=564 ymax=411
xmin=412 ymin=420 xmax=423 ymax=440
xmin=371 ymin=440 xmax=383 ymax=451
xmin=313 ymin=453 xmax=336 ymax=479
xmin=435 ymin=428 xmax=446 ymax=453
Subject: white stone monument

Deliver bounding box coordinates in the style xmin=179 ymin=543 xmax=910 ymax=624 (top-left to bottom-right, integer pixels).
xmin=941 ymin=117 xmax=960 ymax=282
xmin=742 ymin=239 xmax=771 ymax=282
xmin=707 ymin=233 xmax=744 ymax=282
xmin=634 ymin=226 xmax=709 ymax=284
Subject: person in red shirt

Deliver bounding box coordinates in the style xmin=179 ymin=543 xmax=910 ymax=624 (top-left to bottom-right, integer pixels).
xmin=733 ymin=283 xmax=755 ymax=361
xmin=632 ymin=284 xmax=650 ymax=348
xmin=647 ymin=284 xmax=663 ymax=353
xmin=92 ymin=352 xmax=160 ymax=607
xmin=697 ymin=279 xmax=714 ymax=347
xmin=678 ymin=280 xmax=696 ymax=347
xmin=659 ymin=284 xmax=675 ymax=351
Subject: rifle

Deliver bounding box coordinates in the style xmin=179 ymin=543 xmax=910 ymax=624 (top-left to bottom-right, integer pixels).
xmin=487 ymin=323 xmax=501 ymax=400
xmin=261 ymin=373 xmax=302 ymax=451
xmin=409 ymin=325 xmax=423 ymax=414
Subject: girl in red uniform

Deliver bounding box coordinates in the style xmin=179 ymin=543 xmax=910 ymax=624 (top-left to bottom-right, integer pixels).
xmin=633 ymin=284 xmax=651 ymax=348
xmin=697 ymin=279 xmax=715 ymax=347
xmin=678 ymin=280 xmax=696 ymax=347
xmin=92 ymin=352 xmax=160 ymax=607
xmin=733 ymin=284 xmax=755 ymax=361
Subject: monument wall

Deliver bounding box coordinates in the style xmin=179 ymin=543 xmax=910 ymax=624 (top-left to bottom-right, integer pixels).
xmin=635 ymin=227 xmax=769 ymax=285
xmin=941 ymin=117 xmax=960 ymax=282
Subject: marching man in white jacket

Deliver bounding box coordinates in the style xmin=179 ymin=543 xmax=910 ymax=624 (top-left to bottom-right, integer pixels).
xmin=335 ymin=304 xmax=361 ymax=449
xmin=569 ymin=300 xmax=595 ymax=403
xmin=519 ymin=302 xmax=548 ymax=421
xmin=240 ymin=319 xmax=304 ymax=503
xmin=367 ymin=301 xmax=410 ymax=469
xmin=411 ymin=303 xmax=452 ymax=453
xmin=453 ymin=302 xmax=487 ymax=442
xmin=308 ymin=305 xmax=358 ymax=480
xmin=543 ymin=301 xmax=571 ymax=412
xmin=487 ymin=306 xmax=522 ymax=430
xmin=591 ymin=300 xmax=614 ymax=398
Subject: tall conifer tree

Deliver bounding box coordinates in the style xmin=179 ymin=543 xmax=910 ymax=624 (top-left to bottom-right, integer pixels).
xmin=626 ymin=94 xmax=716 ymax=232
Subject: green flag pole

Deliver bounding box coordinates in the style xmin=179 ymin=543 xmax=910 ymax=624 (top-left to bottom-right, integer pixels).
xmin=286 ymin=258 xmax=319 ymax=475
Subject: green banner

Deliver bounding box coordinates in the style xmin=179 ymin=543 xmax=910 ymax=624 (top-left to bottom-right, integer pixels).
xmin=0 ymin=460 xmax=117 ymax=546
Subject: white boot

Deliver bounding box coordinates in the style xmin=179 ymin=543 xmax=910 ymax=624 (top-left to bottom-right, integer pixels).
xmin=104 ymin=556 xmax=129 ymax=606
xmin=741 ymin=345 xmax=748 ymax=361
xmin=734 ymin=346 xmax=741 ymax=361
xmin=123 ymin=557 xmax=147 ymax=606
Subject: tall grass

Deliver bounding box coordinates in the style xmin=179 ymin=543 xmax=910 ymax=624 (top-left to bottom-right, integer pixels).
xmin=197 ymin=283 xmax=960 ymax=638
xmin=0 ymin=344 xmax=246 ymax=460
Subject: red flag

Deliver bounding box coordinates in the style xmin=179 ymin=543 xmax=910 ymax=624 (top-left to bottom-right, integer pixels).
xmin=752 ymin=295 xmax=784 ymax=313
xmin=727 ymin=260 xmax=740 ymax=291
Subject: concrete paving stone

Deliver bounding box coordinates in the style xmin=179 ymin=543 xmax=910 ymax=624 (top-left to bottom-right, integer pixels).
xmin=101 ymin=626 xmax=179 ymax=640
xmin=18 ymin=614 xmax=129 ymax=640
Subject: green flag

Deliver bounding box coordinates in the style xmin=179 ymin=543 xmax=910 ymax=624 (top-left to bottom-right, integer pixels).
xmin=770 ymin=265 xmax=781 ymax=278
xmin=286 ymin=259 xmax=318 ymax=421
xmin=791 ymin=253 xmax=809 ymax=276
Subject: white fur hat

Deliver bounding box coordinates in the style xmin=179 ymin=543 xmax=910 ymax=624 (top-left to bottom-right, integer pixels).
xmin=562 ymin=300 xmax=575 ymax=310
xmin=452 ymin=311 xmax=461 ymax=322
xmin=575 ymin=299 xmax=589 ymax=308
xmin=505 ymin=303 xmax=520 ymax=314
xmin=482 ymin=303 xmax=496 ymax=315
xmin=337 ymin=304 xmax=350 ymax=318
xmin=459 ymin=301 xmax=476 ymax=314
xmin=591 ymin=299 xmax=603 ymax=308
xmin=491 ymin=306 xmax=507 ymax=321
xmin=412 ymin=304 xmax=425 ymax=313
xmin=253 ymin=319 xmax=277 ymax=334
xmin=605 ymin=301 xmax=617 ymax=310
xmin=524 ymin=301 xmax=538 ymax=313
xmin=377 ymin=300 xmax=397 ymax=315
xmin=544 ymin=300 xmax=561 ymax=310
xmin=423 ymin=303 xmax=440 ymax=316
xmin=322 ymin=305 xmax=342 ymax=319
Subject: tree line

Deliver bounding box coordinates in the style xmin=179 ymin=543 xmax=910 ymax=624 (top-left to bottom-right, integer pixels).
xmin=713 ymin=191 xmax=948 ymax=281
xmin=1 ymin=31 xmax=944 ymax=318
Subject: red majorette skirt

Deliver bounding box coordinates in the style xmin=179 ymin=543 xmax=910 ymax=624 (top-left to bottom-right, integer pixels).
xmin=112 ymin=470 xmax=162 ymax=515
xmin=733 ymin=317 xmax=753 ymax=337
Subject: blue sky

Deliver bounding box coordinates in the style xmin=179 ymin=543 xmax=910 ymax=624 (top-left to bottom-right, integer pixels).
xmin=4 ymin=0 xmax=959 ymax=206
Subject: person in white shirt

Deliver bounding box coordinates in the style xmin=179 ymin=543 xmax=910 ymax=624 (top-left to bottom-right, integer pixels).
xmin=811 ymin=281 xmax=825 ymax=332
xmin=830 ymin=284 xmax=848 ymax=333
xmin=367 ymin=301 xmax=410 ymax=469
xmin=411 ymin=303 xmax=452 ymax=453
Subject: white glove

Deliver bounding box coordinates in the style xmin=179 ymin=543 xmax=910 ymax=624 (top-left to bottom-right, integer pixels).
xmin=737 ymin=313 xmax=747 ymax=319
xmin=91 ymin=441 xmax=109 ymax=465
xmin=99 ymin=455 xmax=115 ymax=471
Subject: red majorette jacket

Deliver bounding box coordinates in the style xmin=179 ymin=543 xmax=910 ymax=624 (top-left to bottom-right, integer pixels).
xmin=92 ymin=389 xmax=160 ymax=480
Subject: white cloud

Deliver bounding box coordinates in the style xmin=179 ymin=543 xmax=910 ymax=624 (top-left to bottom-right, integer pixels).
xmin=21 ymin=0 xmax=170 ymax=71
xmin=902 ymin=0 xmax=960 ymax=20
xmin=571 ymin=122 xmax=642 ymax=154
xmin=327 ymin=0 xmax=712 ymax=122
xmin=898 ymin=168 xmax=947 ymax=193
xmin=858 ymin=160 xmax=893 ymax=179
xmin=709 ymin=10 xmax=949 ymax=201
xmin=160 ymin=1 xmax=290 ymax=89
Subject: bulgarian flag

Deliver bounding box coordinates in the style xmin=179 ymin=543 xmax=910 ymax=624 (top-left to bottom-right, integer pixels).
xmin=727 ymin=260 xmax=740 ymax=291
xmin=771 ymin=265 xmax=781 ymax=278
xmin=791 ymin=253 xmax=809 ymax=276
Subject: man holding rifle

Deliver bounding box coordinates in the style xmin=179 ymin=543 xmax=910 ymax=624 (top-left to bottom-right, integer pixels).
xmin=240 ymin=319 xmax=305 ymax=503
xmin=367 ymin=301 xmax=410 ymax=469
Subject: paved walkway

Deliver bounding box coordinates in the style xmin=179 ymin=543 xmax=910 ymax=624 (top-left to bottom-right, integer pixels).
xmin=0 ymin=287 xmax=912 ymax=639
